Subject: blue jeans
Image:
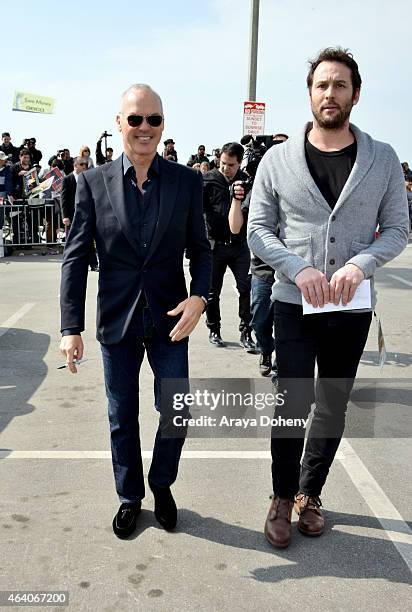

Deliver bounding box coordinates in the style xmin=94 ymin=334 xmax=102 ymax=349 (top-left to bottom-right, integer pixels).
xmin=100 ymin=305 xmax=188 ymax=503
xmin=250 ymin=276 xmax=275 ymax=355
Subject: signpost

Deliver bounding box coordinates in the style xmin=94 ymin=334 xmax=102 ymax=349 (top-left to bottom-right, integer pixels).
xmin=243 ymin=101 xmax=266 ymax=137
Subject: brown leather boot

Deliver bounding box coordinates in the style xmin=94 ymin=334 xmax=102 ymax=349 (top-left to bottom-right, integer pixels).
xmin=264 ymin=495 xmax=294 ymax=548
xmin=294 ymin=493 xmax=324 ymax=536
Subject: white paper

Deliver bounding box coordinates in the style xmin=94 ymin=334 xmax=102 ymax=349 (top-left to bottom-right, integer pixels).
xmin=302 ymin=279 xmax=371 ymax=315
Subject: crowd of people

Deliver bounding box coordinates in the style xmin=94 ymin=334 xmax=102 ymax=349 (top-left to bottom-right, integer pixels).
xmin=1 ymin=124 xmax=411 ymax=366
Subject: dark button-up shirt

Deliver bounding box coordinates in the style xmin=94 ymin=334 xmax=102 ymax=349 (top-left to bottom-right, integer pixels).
xmin=122 ymin=152 xmax=160 ymax=258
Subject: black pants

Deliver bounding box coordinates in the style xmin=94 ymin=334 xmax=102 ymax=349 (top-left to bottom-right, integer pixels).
xmin=206 ymin=241 xmax=251 ymax=332
xmin=271 ymin=300 xmax=372 ymax=498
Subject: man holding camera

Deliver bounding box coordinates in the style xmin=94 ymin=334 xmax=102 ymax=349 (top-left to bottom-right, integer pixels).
xmin=96 ymin=133 xmax=114 ymax=166
xmin=203 ymin=141 xmax=257 ymax=351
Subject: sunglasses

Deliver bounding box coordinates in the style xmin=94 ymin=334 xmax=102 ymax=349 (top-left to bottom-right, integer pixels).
xmin=126 ymin=114 xmax=163 ymax=128
xmin=78 ymin=162 xmax=88 ymax=167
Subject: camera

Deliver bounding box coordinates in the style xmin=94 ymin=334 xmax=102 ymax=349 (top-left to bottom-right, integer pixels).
xmin=230 ymin=176 xmax=254 ymax=201
xmin=240 ymin=135 xmax=268 ymax=178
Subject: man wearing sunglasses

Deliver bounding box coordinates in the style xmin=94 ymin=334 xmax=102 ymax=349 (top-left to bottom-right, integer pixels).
xmin=60 ymin=84 xmax=211 ymax=539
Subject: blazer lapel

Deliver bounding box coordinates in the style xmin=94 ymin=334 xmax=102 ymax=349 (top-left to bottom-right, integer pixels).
xmin=144 ymin=158 xmax=179 ymax=263
xmin=102 ymin=156 xmax=140 ymax=256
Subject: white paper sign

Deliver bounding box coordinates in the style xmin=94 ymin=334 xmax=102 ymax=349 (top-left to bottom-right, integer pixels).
xmin=302 ymin=279 xmax=371 ymax=315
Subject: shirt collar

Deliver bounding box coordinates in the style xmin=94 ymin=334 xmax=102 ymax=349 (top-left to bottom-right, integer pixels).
xmin=123 ymin=152 xmax=160 ymax=178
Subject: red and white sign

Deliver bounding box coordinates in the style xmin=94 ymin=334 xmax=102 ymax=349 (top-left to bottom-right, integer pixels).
xmin=243 ymin=101 xmax=266 ymax=137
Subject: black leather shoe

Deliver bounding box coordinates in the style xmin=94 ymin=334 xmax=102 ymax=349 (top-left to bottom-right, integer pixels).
xmin=209 ymin=331 xmax=226 ymax=347
xmin=150 ymin=485 xmax=177 ymax=531
xmin=240 ymin=329 xmax=259 ymax=353
xmin=112 ymin=502 xmax=141 ymax=538
xmin=259 ymin=353 xmax=272 ymax=376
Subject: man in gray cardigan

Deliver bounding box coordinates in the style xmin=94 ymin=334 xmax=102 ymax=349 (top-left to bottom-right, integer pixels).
xmin=248 ymin=47 xmax=409 ymax=549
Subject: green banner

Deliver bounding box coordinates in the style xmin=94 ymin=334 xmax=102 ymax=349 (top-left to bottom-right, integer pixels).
xmin=12 ymin=91 xmax=55 ymax=114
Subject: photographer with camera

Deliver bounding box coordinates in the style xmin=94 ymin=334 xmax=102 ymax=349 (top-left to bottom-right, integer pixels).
xmin=59 ymin=149 xmax=74 ymax=174
xmin=203 ymin=141 xmax=257 ymax=352
xmin=96 ymin=132 xmax=114 ymax=166
xmin=239 ymin=133 xmax=289 ymax=377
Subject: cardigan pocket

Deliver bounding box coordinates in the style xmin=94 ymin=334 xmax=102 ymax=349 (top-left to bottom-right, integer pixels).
xmin=283 ymin=236 xmax=314 ymax=266
xmin=350 ymin=240 xmax=372 ymax=257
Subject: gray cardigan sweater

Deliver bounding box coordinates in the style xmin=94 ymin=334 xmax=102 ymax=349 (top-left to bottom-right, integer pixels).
xmin=247 ymin=123 xmax=409 ymax=310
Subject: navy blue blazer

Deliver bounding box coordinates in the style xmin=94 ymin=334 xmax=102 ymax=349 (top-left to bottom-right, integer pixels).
xmin=60 ymin=155 xmax=211 ymax=344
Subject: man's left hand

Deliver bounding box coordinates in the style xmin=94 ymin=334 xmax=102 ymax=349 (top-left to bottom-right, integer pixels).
xmin=167 ymin=296 xmax=205 ymax=341
xmin=329 ymin=264 xmax=365 ymax=306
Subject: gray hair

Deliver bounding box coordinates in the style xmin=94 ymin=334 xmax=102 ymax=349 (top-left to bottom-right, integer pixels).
xmin=120 ymin=84 xmax=163 ymax=113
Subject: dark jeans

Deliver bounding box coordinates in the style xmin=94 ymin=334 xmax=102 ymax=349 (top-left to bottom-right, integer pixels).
xmin=206 ymin=241 xmax=252 ymax=332
xmin=271 ymin=300 xmax=372 ymax=498
xmin=100 ymin=305 xmax=188 ymax=503
xmin=250 ymin=275 xmax=275 ymax=355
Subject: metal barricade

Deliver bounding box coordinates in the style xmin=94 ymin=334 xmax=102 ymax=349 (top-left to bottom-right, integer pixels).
xmin=0 ymin=198 xmax=64 ymax=248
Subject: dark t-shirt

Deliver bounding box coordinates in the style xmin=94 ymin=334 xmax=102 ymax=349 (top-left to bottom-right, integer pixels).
xmin=305 ymin=138 xmax=357 ymax=209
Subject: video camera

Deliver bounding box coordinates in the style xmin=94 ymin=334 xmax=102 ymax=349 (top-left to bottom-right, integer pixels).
xmin=240 ymin=134 xmax=278 ymax=178
xmin=240 ymin=134 xmax=273 ymax=178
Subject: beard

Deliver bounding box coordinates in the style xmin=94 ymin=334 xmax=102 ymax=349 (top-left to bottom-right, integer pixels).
xmin=311 ymin=99 xmax=354 ymax=130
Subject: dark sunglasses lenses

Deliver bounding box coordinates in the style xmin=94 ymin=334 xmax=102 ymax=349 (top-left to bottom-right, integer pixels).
xmin=127 ymin=115 xmax=163 ymax=128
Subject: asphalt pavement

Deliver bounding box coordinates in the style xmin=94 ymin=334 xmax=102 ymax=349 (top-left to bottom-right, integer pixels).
xmin=0 ymin=242 xmax=411 ymax=611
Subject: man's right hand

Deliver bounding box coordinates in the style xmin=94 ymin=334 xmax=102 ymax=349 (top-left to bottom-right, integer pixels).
xmin=59 ymin=335 xmax=84 ymax=373
xmin=295 ymin=267 xmax=330 ymax=308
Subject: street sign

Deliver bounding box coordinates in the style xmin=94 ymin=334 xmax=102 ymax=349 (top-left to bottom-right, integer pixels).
xmin=243 ymin=101 xmax=265 ymax=137
xmin=13 ymin=91 xmax=55 ymax=114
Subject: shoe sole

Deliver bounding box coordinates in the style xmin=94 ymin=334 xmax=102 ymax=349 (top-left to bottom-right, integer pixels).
xmin=296 ymin=523 xmax=324 ymax=537
xmin=112 ymin=517 xmax=137 ymax=539
xmin=112 ymin=510 xmax=141 ymax=539
xmin=264 ymin=525 xmax=290 ymax=549
xmin=294 ymin=504 xmax=324 ymax=537
xmin=240 ymin=344 xmax=259 ymax=353
xmin=155 ymin=515 xmax=177 ymax=531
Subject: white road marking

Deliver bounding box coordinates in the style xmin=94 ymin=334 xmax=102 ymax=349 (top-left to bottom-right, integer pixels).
xmin=337 ymin=439 xmax=412 ymax=571
xmin=0 ymin=450 xmax=270 ymax=459
xmin=0 ymin=303 xmax=35 ymax=338
xmin=386 ymin=274 xmax=412 ymax=287
xmin=0 ymin=386 xmax=16 ymax=390
xmin=1 ymin=444 xmax=410 ymax=570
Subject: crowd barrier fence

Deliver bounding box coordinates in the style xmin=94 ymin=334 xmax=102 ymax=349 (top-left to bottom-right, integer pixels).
xmin=0 ymin=198 xmax=65 ymax=256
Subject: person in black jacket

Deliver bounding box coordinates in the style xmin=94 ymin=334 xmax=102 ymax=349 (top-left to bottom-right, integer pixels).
xmin=187 ymin=144 xmax=209 ymax=167
xmin=27 ymin=138 xmax=42 ymax=167
xmin=203 ymin=141 xmax=257 ymax=351
xmin=59 ymin=84 xmax=211 ymax=539
xmin=96 ymin=134 xmax=114 ymax=165
xmin=60 ymin=157 xmax=98 ymax=270
xmin=0 ymin=132 xmax=20 ymax=164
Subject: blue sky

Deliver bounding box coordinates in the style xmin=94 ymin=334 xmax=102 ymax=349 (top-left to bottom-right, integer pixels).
xmin=1 ymin=0 xmax=409 ymax=165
